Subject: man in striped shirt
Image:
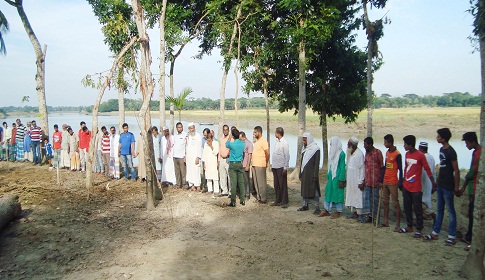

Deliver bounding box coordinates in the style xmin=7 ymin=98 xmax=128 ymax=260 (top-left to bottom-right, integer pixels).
xmin=15 ymin=119 xmax=26 ymax=162
xmin=101 ymin=126 xmax=111 ymax=177
xmin=30 ymin=120 xmax=43 ymax=164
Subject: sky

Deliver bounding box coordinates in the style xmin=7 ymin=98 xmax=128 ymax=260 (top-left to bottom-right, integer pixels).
xmin=0 ymin=0 xmax=480 ymax=107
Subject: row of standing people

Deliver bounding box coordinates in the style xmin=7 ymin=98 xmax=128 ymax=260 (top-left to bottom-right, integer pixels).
xmin=298 ymin=129 xmax=479 ymax=250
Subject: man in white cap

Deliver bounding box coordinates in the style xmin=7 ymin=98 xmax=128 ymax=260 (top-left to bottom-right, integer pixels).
xmin=186 ymin=122 xmax=202 ymax=191
xmin=161 ymin=126 xmax=176 ymax=185
xmin=345 ymin=136 xmax=365 ymax=220
xmin=60 ymin=124 xmax=70 ymax=169
xmin=297 ymin=132 xmax=321 ymax=214
xmin=418 ymin=141 xmax=436 ymax=222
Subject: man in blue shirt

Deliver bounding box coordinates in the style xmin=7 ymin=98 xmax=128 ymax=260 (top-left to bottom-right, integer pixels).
xmin=226 ymin=128 xmax=246 ymax=207
xmin=118 ymin=123 xmax=137 ymax=181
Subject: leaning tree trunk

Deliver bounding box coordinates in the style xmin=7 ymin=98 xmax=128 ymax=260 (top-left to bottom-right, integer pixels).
xmin=0 ymin=194 xmax=21 ymax=230
xmin=159 ymin=0 xmax=168 ymax=130
xmin=86 ymin=37 xmax=137 ymax=191
xmin=462 ymin=6 xmax=485 ymax=276
xmin=217 ymin=5 xmax=241 ymax=138
xmin=132 ymin=0 xmax=162 ymax=210
xmin=169 ymin=59 xmax=175 ymax=132
xmin=11 ymin=1 xmax=49 ymax=135
xmin=290 ymin=37 xmax=306 ymax=180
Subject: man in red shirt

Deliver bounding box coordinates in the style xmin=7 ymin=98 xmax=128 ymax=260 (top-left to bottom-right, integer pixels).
xmin=399 ymin=135 xmax=436 ymax=238
xmin=361 ymin=137 xmax=384 ymax=224
xmin=78 ymin=126 xmax=91 ymax=172
xmin=52 ymin=124 xmax=62 ymax=168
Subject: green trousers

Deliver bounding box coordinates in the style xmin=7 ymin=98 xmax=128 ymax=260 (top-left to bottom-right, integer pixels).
xmin=229 ymin=162 xmax=245 ymax=203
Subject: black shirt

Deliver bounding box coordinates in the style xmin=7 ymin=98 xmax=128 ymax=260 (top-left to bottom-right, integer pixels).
xmin=437 ymin=145 xmax=458 ymax=190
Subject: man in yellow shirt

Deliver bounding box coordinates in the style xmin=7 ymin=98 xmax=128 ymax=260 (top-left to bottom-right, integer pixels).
xmin=252 ymin=126 xmax=269 ymax=203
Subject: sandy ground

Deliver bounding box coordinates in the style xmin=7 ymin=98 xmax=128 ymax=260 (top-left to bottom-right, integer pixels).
xmin=0 ymin=161 xmax=473 ymax=280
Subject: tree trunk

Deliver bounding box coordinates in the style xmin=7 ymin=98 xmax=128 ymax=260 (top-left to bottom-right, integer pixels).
xmin=11 ymin=1 xmax=49 ymax=135
xmin=366 ymin=38 xmax=373 ymax=138
xmin=263 ymin=78 xmax=270 ymax=149
xmin=217 ymin=5 xmax=241 ymax=138
xmin=321 ymin=111 xmax=328 ymax=174
xmin=234 ymin=12 xmax=243 ymax=129
xmin=159 ymin=0 xmax=167 ymax=130
xmin=0 ymin=194 xmax=21 ymax=230
xmin=462 ymin=1 xmax=485 ymax=275
xmin=86 ymin=37 xmax=137 ymax=191
xmin=234 ymin=60 xmax=239 ymax=128
xmin=132 ymin=0 xmax=161 ymax=210
xmin=290 ymin=37 xmax=306 ymax=180
xmin=117 ymin=65 xmax=125 ymax=131
xmin=169 ymin=59 xmax=175 ymax=132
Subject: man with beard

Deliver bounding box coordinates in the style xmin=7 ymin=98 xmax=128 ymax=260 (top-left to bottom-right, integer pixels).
xmin=345 ymin=136 xmax=365 ymax=220
xmin=186 ymin=123 xmax=202 ymax=191
xmin=162 ymin=126 xmax=176 ymax=185
xmin=298 ymin=132 xmax=321 ymax=214
xmin=151 ymin=127 xmax=163 ymax=182
xmin=60 ymin=124 xmax=70 ymax=169
xmin=67 ymin=127 xmax=80 ymax=171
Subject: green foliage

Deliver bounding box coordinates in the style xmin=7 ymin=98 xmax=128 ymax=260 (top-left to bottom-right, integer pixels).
xmin=0 ymin=10 xmax=9 ymax=56
xmin=373 ymin=92 xmax=480 ymax=108
xmin=166 ymin=87 xmax=192 ymax=111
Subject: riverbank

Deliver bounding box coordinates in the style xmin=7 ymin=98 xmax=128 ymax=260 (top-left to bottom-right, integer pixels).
xmin=0 ymin=161 xmax=472 ymax=279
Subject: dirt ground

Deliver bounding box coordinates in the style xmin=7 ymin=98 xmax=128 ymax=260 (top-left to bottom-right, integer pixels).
xmin=0 ymin=160 xmax=473 ymax=280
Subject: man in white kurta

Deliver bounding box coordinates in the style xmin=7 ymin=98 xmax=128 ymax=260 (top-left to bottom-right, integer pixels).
xmin=345 ymin=136 xmax=365 ymax=219
xmin=161 ymin=126 xmax=176 ymax=184
xmin=109 ymin=127 xmax=120 ymax=179
xmin=419 ymin=141 xmax=436 ymax=220
xmin=151 ymin=127 xmax=163 ymax=181
xmin=186 ymin=123 xmax=202 ymax=190
xmin=202 ymin=135 xmax=219 ymax=195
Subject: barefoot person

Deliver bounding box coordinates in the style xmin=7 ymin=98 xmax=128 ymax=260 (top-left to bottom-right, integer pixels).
xmin=381 ymin=134 xmax=403 ymax=230
xmin=298 ymin=132 xmax=321 ymax=214
xmin=345 ymin=136 xmax=365 ymax=220
xmin=320 ymin=136 xmax=346 ymax=219
xmin=186 ymin=123 xmax=202 ymax=191
xmin=399 ymin=135 xmax=436 ymax=238
xmin=459 ymin=132 xmax=481 ymax=251
xmin=425 ymin=128 xmax=460 ymax=246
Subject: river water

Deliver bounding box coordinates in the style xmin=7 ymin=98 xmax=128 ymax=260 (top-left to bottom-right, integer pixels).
xmin=3 ymin=113 xmax=474 ymax=169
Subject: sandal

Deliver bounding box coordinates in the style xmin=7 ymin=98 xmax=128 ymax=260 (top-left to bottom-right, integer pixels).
xmin=318 ymin=211 xmax=330 ymax=217
xmin=465 ymin=245 xmax=471 ymax=251
xmin=297 ymin=206 xmax=309 ymax=211
xmin=423 ymin=234 xmax=439 ymax=241
xmin=413 ymin=232 xmax=422 ymax=238
xmin=445 ymin=238 xmax=456 ymax=246
xmin=398 ymin=227 xmax=413 ymax=233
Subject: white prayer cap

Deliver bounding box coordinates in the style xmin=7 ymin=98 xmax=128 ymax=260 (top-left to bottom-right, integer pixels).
xmin=188 ymin=122 xmax=195 ymax=127
xmin=350 ymin=136 xmax=359 ymax=145
xmin=162 ymin=126 xmax=169 ymax=131
xmin=419 ymin=141 xmax=428 ymax=147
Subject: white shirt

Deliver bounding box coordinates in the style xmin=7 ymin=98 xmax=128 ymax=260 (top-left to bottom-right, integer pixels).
xmin=271 ymin=136 xmax=290 ymax=169
xmin=173 ymin=131 xmax=186 ymax=159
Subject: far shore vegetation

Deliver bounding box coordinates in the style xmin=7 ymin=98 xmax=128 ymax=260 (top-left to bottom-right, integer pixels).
xmin=1 ymin=91 xmax=480 ymax=115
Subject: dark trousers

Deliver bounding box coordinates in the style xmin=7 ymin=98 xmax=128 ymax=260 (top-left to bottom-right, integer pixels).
xmin=173 ymin=157 xmax=187 ymax=188
xmin=272 ymin=168 xmax=288 ymax=204
xmin=465 ymin=194 xmax=475 ymax=242
xmin=229 ymin=162 xmax=245 ymax=203
xmin=243 ymin=169 xmax=253 ymax=198
xmin=402 ymin=188 xmax=423 ymax=230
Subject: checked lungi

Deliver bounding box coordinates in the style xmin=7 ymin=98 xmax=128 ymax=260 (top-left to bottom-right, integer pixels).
xmin=16 ymin=140 xmax=25 ymax=161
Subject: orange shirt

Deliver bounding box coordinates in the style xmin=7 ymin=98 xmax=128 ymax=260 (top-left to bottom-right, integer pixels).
xmin=384 ymin=149 xmax=401 ymax=185
xmin=252 ymin=137 xmax=269 ymax=167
